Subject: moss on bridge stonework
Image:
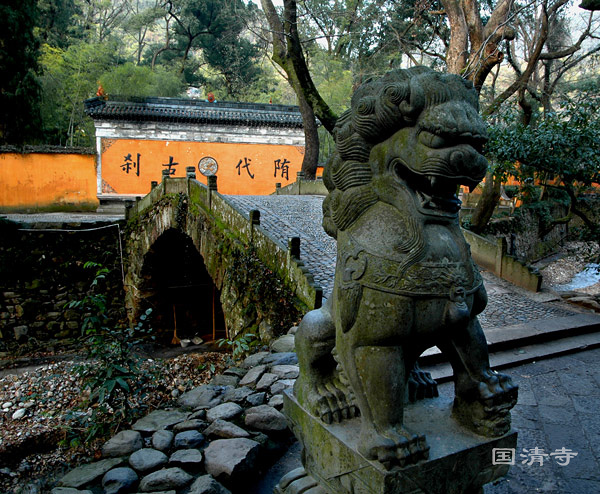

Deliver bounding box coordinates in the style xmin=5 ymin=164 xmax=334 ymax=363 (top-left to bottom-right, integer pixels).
xmin=124 ymin=179 xmax=319 ymax=343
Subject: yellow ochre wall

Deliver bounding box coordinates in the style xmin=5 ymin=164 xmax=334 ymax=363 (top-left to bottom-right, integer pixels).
xmin=101 ymin=139 xmax=304 ymax=195
xmin=0 ymin=153 xmax=98 ymax=212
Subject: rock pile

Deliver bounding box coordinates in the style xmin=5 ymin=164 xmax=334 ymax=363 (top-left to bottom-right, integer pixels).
xmin=52 ymin=347 xmax=299 ymax=494
xmin=558 ymin=291 xmax=600 ymax=313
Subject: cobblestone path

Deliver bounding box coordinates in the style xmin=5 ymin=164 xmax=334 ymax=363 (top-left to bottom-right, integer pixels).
xmin=225 ymin=195 xmax=336 ymax=295
xmin=225 ymin=195 xmax=578 ymax=330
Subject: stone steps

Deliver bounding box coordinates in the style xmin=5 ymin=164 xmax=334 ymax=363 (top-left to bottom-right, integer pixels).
xmin=96 ymin=194 xmax=140 ymax=214
xmin=421 ymin=312 xmax=600 ymax=382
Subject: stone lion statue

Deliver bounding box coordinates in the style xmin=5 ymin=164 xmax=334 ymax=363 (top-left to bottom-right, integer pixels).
xmin=294 ymin=66 xmax=518 ymax=469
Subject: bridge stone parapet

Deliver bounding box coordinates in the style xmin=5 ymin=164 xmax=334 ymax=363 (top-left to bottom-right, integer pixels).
xmin=124 ymin=177 xmax=322 ymax=342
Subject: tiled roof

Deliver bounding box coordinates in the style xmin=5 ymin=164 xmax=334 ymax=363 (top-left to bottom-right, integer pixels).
xmin=84 ymin=97 xmax=304 ymax=129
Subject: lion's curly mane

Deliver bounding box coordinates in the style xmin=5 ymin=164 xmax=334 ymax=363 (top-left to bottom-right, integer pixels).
xmin=322 ymin=66 xmax=481 ymax=239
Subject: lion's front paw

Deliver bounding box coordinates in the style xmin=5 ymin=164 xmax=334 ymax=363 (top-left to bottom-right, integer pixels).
xmin=295 ymin=376 xmax=359 ymax=424
xmin=454 ymin=369 xmax=518 ymax=437
xmin=359 ymin=427 xmax=429 ymax=469
xmin=477 ymin=370 xmax=518 ymax=409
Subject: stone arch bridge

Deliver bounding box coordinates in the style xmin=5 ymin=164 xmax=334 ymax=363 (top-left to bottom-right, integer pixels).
xmin=123 ymin=176 xmax=328 ymax=345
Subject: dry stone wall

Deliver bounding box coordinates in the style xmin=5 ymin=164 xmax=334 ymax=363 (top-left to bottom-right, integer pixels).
xmin=0 ymin=219 xmax=125 ymax=352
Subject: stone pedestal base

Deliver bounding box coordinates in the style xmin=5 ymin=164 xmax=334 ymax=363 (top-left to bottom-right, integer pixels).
xmin=276 ymin=391 xmax=517 ymax=494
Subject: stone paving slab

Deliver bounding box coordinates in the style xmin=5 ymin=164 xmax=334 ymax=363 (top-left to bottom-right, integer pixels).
xmin=424 ymin=330 xmax=600 ymax=382
xmin=2 ymin=213 xmax=124 ymax=224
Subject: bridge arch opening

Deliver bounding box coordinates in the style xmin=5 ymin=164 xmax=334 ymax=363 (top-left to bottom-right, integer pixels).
xmin=139 ymin=228 xmax=226 ymax=345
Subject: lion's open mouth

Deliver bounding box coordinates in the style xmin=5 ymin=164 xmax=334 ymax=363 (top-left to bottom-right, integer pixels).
xmin=393 ymin=160 xmax=479 ymax=216
xmin=416 ymin=178 xmax=461 ymax=214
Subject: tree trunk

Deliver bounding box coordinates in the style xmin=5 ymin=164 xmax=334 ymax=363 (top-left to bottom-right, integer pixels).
xmin=261 ymin=0 xmax=338 ymax=179
xmin=298 ymin=96 xmax=319 ymax=178
xmin=469 ymin=171 xmax=502 ymax=234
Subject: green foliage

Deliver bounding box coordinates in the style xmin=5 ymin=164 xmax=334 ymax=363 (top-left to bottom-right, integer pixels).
xmin=310 ymin=52 xmax=353 ymax=162
xmin=167 ymin=0 xmax=266 ymax=98
xmin=65 ymin=261 xmax=155 ymax=442
xmin=39 ymin=40 xmax=119 ymax=146
xmin=0 ymin=0 xmax=42 ymax=145
xmin=227 ymin=246 xmax=301 ymax=338
xmin=217 ymin=333 xmax=259 ymax=360
xmin=485 ymin=92 xmax=600 ymax=239
xmin=487 ymin=95 xmax=600 ymax=187
xmin=36 ymin=0 xmax=81 ymax=48
xmin=100 ymin=63 xmax=185 ymax=98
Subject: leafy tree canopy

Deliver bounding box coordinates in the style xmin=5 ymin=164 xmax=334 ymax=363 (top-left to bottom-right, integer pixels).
xmin=486 ymin=90 xmax=600 ymax=237
xmin=0 ymin=0 xmax=42 ymax=145
xmin=100 ymin=62 xmax=186 ymax=98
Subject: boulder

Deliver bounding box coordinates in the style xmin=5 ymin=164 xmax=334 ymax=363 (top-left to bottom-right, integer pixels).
xmin=244 ymin=405 xmax=288 ymax=433
xmin=245 ymin=393 xmax=266 ymax=407
xmin=172 ymin=419 xmax=207 ymax=433
xmin=255 ymin=373 xmax=278 ymax=391
xmin=189 ymin=409 xmax=207 ymax=420
xmin=270 ymin=365 xmax=299 ymax=379
xmin=267 ymin=395 xmax=284 ymax=409
xmin=188 ymin=475 xmax=232 ymax=494
xmin=223 ymin=386 xmax=253 ymax=404
xmin=178 ymin=385 xmax=226 ymax=410
xmin=173 ymin=430 xmax=204 ymax=449
xmin=223 ymin=367 xmax=247 ymax=378
xmin=211 ymin=375 xmax=240 ymax=387
xmin=58 ymin=458 xmax=124 ymax=488
xmin=132 ymin=410 xmax=189 ymax=433
xmin=151 ymin=430 xmax=174 ymax=452
xmin=102 ymin=431 xmax=143 ymax=458
xmin=206 ymin=402 xmax=243 ymax=423
xmin=240 ymin=352 xmax=270 ymax=369
xmin=270 ymin=379 xmax=295 ymax=396
xmin=138 ymin=467 xmax=193 ymax=492
xmin=51 ymin=489 xmax=93 ymax=494
xmin=203 ymin=419 xmax=250 ymax=439
xmin=168 ymin=449 xmax=203 ymax=472
xmin=270 ymin=334 xmax=295 ymax=353
xmin=102 ymin=467 xmax=139 ymax=494
xmin=131 ymin=492 xmax=175 ymax=494
xmin=13 ymin=325 xmax=28 ymax=342
xmin=203 ymin=438 xmax=261 ymax=483
xmin=238 ymin=365 xmax=267 ymax=387
xmin=129 ymin=449 xmax=168 ymax=473
xmin=262 ymin=352 xmax=298 ymax=366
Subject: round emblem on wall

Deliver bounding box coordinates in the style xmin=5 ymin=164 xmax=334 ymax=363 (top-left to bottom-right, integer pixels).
xmin=198 ymin=156 xmax=218 ymax=176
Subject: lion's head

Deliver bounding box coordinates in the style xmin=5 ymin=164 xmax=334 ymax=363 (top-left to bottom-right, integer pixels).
xmin=323 ymin=66 xmax=488 ymax=238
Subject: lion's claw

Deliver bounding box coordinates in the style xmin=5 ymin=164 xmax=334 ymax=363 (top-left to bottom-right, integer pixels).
xmin=455 ymin=369 xmax=518 ymax=437
xmin=359 ymin=427 xmax=429 ymax=469
xmin=408 ymin=366 xmax=439 ymax=402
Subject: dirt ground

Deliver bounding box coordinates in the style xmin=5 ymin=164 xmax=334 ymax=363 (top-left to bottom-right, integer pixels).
xmin=536 ymin=241 xmax=600 ymax=295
